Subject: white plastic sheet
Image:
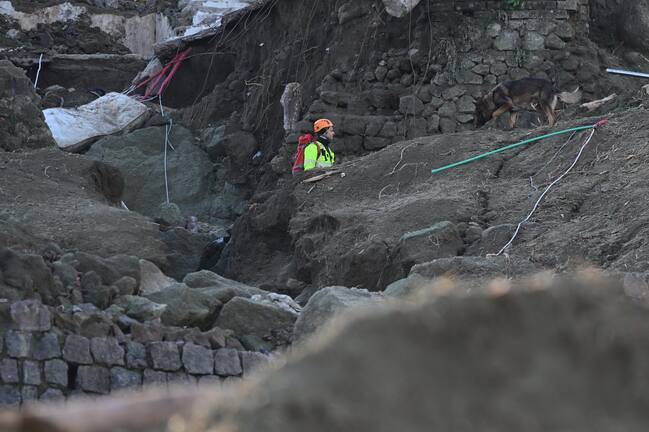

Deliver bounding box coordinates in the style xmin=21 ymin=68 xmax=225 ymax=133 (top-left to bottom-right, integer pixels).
xmin=43 ymin=92 xmax=149 ymax=152
xmin=382 ymin=0 xmax=422 ymax=18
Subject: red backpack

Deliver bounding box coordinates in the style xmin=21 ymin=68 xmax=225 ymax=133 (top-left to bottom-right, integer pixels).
xmin=292 ymin=133 xmax=318 ymax=176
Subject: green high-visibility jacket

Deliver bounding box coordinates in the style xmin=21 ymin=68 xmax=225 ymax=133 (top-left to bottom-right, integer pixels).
xmin=303 ymin=141 xmax=335 ymax=171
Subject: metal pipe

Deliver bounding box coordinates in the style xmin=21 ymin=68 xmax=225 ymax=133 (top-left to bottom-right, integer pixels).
xmin=606 ymin=68 xmax=649 ymax=79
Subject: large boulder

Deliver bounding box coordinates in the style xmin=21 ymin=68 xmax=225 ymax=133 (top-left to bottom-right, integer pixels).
xmin=138 ymin=259 xmax=176 ymax=296
xmin=216 ymin=188 xmax=296 ymax=289
xmin=143 ymin=283 xmax=223 ymax=329
xmin=183 ymin=270 xmax=266 ymax=302
xmin=293 ymin=286 xmax=384 ymax=342
xmin=618 ymin=0 xmax=649 ymax=53
xmin=392 ymin=221 xmax=464 ymax=275
xmin=0 ymin=248 xmax=56 ymax=305
xmin=60 ymin=252 xmax=140 ymax=287
xmin=197 ymin=278 xmax=649 ymax=431
xmin=410 ymin=256 xmax=539 ymax=279
xmin=160 ymin=228 xmax=213 ymax=281
xmin=0 ymin=60 xmax=55 ymax=151
xmin=86 ymin=126 xmax=217 ymax=222
xmin=215 ymin=295 xmax=300 ymax=348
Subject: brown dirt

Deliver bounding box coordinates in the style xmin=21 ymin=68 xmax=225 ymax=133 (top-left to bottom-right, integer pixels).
xmin=0 ymin=148 xmax=167 ymax=267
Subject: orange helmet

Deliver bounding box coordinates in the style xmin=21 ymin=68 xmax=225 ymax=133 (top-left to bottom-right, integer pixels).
xmin=313 ymin=118 xmax=334 ymax=133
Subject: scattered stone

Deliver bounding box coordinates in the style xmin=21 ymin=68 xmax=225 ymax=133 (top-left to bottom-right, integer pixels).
xmin=61 ymin=252 xmax=140 ymax=287
xmin=115 ymin=295 xmax=167 ymax=322
xmin=113 ymin=276 xmax=137 ymax=296
xmin=81 ymin=271 xmax=115 ymax=309
xmin=545 ymin=33 xmax=567 ymax=50
xmin=158 ymin=202 xmax=185 ymax=227
xmin=374 ymin=65 xmax=388 ymax=81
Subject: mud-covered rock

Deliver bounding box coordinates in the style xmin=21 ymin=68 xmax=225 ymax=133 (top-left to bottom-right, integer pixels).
xmin=144 ymin=283 xmax=222 ymax=328
xmin=0 ymin=248 xmax=55 ymax=305
xmin=215 ymin=296 xmax=298 ymax=349
xmin=0 ymin=60 xmax=55 ymax=152
xmin=86 ymin=126 xmax=216 ymax=222
xmin=293 ymin=286 xmax=383 ymax=342
xmin=160 ymin=227 xmax=213 ymax=281
xmin=618 ymin=0 xmax=649 ymax=53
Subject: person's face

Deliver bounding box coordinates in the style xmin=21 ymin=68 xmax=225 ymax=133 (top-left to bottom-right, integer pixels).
xmin=325 ymin=127 xmax=335 ymax=140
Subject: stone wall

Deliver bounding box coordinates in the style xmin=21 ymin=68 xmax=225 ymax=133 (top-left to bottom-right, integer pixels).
xmin=282 ymin=0 xmax=604 ymax=161
xmin=0 ymin=300 xmax=270 ymax=406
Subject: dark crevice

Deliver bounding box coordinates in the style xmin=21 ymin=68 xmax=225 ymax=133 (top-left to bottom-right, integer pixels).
xmin=476 ymin=190 xmax=490 ymax=226
xmin=492 ymin=158 xmax=505 ymax=178
xmin=67 ymin=363 xmax=78 ymax=391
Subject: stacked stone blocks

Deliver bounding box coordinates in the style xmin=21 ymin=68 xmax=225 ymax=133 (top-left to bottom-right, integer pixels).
xmin=0 ymin=300 xmax=271 ymax=406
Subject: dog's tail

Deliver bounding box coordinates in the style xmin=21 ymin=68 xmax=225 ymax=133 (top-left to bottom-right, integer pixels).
xmin=557 ymin=87 xmax=582 ymax=104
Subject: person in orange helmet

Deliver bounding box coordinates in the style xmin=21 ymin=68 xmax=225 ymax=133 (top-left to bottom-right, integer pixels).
xmin=303 ymin=118 xmax=336 ymax=171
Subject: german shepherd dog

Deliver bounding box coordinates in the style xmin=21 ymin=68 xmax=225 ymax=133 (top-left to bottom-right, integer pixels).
xmin=474 ymin=78 xmax=582 ymax=128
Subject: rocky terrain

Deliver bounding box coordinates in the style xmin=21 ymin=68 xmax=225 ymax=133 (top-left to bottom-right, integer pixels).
xmin=3 ymin=0 xmax=649 ymax=429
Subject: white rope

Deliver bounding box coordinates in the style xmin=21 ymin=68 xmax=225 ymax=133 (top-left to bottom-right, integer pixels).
xmin=34 ymin=53 xmax=43 ymax=89
xmin=160 ymin=96 xmax=174 ymax=204
xmin=529 ymin=131 xmax=576 ymax=193
xmin=495 ymin=129 xmax=596 ymax=256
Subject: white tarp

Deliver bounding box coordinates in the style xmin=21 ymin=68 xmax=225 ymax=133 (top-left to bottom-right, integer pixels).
xmin=43 ymin=92 xmax=149 ymax=153
xmin=382 ymin=0 xmax=421 ymax=18
xmin=178 ymin=0 xmax=256 ymax=37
